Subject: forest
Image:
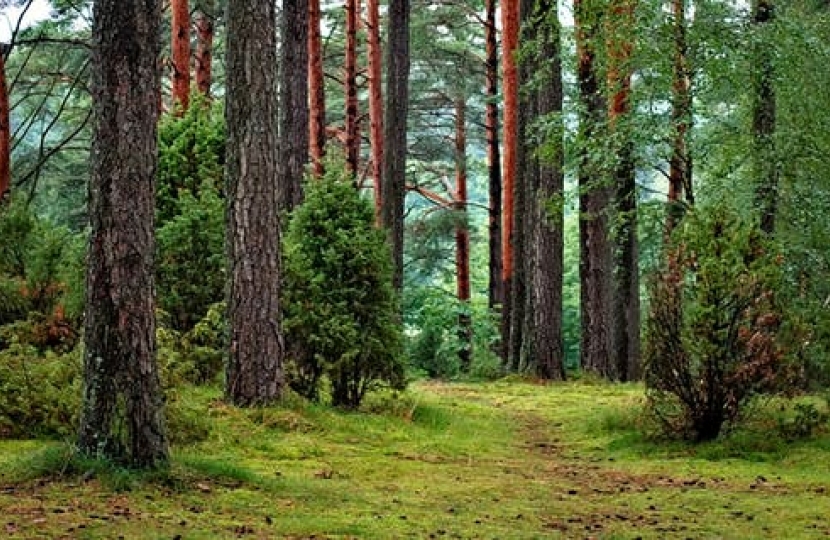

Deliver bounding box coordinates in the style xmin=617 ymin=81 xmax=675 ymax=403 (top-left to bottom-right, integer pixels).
xmin=1 ymin=0 xmax=830 ymax=537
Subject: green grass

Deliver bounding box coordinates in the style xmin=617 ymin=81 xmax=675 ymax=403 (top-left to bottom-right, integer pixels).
xmin=2 ymin=381 xmax=830 ymax=538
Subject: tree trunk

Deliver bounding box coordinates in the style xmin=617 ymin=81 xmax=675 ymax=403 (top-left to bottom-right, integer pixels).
xmin=279 ymin=0 xmax=310 ymax=212
xmin=344 ymin=0 xmax=360 ymax=176
xmin=367 ymin=0 xmax=384 ymax=219
xmin=509 ymin=0 xmax=536 ymax=373
xmin=308 ymin=0 xmax=326 ymax=177
xmin=576 ymin=0 xmax=615 ymax=378
xmin=194 ymin=0 xmax=215 ymax=97
xmin=500 ymin=0 xmax=520 ymax=364
xmin=530 ymin=1 xmax=566 ymax=381
xmin=607 ymin=0 xmax=640 ymax=381
xmin=171 ymin=0 xmax=191 ymax=112
xmin=225 ymin=0 xmax=285 ymax=406
xmin=752 ymin=0 xmax=777 ymax=235
xmin=381 ymin=0 xmax=410 ymax=292
xmin=667 ymin=0 xmax=693 ymax=234
xmin=0 ymin=46 xmax=10 ymax=202
xmin=78 ymin=0 xmax=168 ymax=468
xmin=454 ymin=96 xmax=472 ymax=372
xmin=484 ymin=0 xmax=503 ymax=327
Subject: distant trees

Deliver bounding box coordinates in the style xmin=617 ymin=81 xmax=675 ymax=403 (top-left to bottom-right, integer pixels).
xmin=78 ymin=0 xmax=168 ymax=467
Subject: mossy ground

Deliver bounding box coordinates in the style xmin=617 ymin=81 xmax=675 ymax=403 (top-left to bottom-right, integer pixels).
xmin=1 ymin=381 xmax=829 ymax=539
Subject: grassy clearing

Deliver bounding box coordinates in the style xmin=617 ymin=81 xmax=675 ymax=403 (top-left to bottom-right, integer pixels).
xmin=1 ymin=381 xmax=830 ymax=539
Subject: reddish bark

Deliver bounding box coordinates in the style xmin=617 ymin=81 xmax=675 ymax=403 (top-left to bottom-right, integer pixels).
xmin=454 ymin=97 xmax=472 ymax=371
xmin=171 ymin=0 xmax=191 ymax=112
xmin=485 ymin=0 xmax=503 ymax=318
xmin=195 ymin=6 xmax=214 ymax=97
xmin=367 ymin=0 xmax=384 ymax=218
xmin=500 ymin=0 xmax=519 ymax=286
xmin=308 ymin=0 xmax=326 ymax=176
xmin=0 ymin=48 xmax=9 ymax=202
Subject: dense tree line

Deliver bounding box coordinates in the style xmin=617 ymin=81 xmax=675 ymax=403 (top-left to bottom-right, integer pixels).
xmin=1 ymin=0 xmax=830 ymax=464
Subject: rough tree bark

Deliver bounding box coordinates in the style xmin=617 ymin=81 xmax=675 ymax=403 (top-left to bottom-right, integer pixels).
xmin=344 ymin=0 xmax=360 ymax=176
xmin=484 ymin=0 xmax=503 ymax=323
xmin=500 ymin=0 xmax=520 ymax=363
xmin=194 ymin=0 xmax=215 ymax=97
xmin=225 ymin=0 xmax=285 ymax=406
xmin=367 ymin=0 xmax=384 ymax=218
xmin=576 ymin=0 xmax=615 ymax=378
xmin=279 ymin=0 xmax=310 ymax=211
xmin=308 ymin=0 xmax=326 ymax=177
xmin=381 ymin=0 xmax=410 ymax=291
xmin=529 ymin=1 xmax=566 ymax=380
xmin=667 ymin=0 xmax=693 ymax=234
xmin=0 ymin=45 xmax=9 ymax=202
xmin=78 ymin=0 xmax=168 ymax=468
xmin=752 ymin=0 xmax=777 ymax=235
xmin=607 ymin=0 xmax=640 ymax=381
xmin=454 ymin=96 xmax=472 ymax=372
xmin=171 ymin=0 xmax=191 ymax=112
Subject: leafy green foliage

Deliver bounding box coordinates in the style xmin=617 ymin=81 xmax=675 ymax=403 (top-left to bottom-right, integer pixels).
xmin=644 ymin=206 xmax=786 ymax=441
xmin=157 ymin=96 xmax=225 ymax=225
xmin=156 ymin=99 xmax=226 ymax=332
xmin=404 ymin=287 xmax=501 ymax=380
xmin=0 ymin=203 xmax=84 ymax=348
xmin=156 ymin=187 xmax=225 ymax=331
xmin=0 ymin=342 xmax=81 ymax=439
xmin=282 ymin=160 xmax=405 ymax=408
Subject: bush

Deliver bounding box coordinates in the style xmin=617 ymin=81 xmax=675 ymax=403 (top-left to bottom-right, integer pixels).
xmin=644 ymin=206 xmax=786 ymax=441
xmin=0 ymin=203 xmax=84 ymax=340
xmin=157 ymin=96 xmax=225 ymax=225
xmin=156 ymin=187 xmax=225 ymax=331
xmin=0 ymin=342 xmax=81 ymax=438
xmin=156 ymin=97 xmax=226 ymax=332
xmin=282 ymin=160 xmax=405 ymax=408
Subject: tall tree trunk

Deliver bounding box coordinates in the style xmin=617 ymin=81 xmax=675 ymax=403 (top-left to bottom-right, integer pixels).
xmin=454 ymin=96 xmax=472 ymax=372
xmin=509 ymin=0 xmax=536 ymax=372
xmin=576 ymin=0 xmax=615 ymax=378
xmin=667 ymin=0 xmax=693 ymax=234
xmin=308 ymin=0 xmax=326 ymax=177
xmin=344 ymin=0 xmax=360 ymax=176
xmin=752 ymin=0 xmax=777 ymax=235
xmin=381 ymin=0 xmax=410 ymax=292
xmin=225 ymin=0 xmax=285 ymax=406
xmin=500 ymin=0 xmax=520 ymax=364
xmin=529 ymin=1 xmax=566 ymax=381
xmin=485 ymin=0 xmax=504 ymax=325
xmin=279 ymin=0 xmax=310 ymax=212
xmin=78 ymin=0 xmax=168 ymax=468
xmin=367 ymin=0 xmax=384 ymax=218
xmin=194 ymin=0 xmax=215 ymax=97
xmin=171 ymin=0 xmax=191 ymax=112
xmin=607 ymin=0 xmax=640 ymax=381
xmin=0 ymin=46 xmax=9 ymax=203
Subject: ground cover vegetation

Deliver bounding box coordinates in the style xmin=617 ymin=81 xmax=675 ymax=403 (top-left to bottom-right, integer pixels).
xmin=1 ymin=382 xmax=829 ymax=538
xmin=1 ymin=0 xmax=830 ymax=536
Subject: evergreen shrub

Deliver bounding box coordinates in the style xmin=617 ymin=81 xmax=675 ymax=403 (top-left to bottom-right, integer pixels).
xmin=283 ymin=160 xmax=405 ymax=408
xmin=644 ymin=206 xmax=786 ymax=441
